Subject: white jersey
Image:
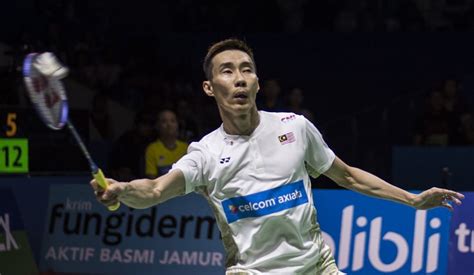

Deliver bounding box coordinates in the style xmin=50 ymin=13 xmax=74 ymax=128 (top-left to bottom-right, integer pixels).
xmin=172 ymin=111 xmax=338 ymax=274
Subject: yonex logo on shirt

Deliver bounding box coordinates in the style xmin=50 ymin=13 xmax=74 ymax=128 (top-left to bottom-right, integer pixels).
xmin=220 ymin=157 xmax=231 ymax=164
xmin=222 ymin=180 xmax=308 ymax=223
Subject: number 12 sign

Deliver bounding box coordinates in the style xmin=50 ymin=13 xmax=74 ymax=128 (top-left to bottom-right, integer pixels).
xmin=0 ymin=138 xmax=29 ymax=173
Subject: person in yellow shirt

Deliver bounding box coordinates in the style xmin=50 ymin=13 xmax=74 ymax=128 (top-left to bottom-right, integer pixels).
xmin=145 ymin=109 xmax=188 ymax=178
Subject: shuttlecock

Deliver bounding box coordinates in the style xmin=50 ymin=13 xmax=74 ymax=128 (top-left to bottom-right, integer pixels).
xmin=33 ymin=52 xmax=69 ymax=79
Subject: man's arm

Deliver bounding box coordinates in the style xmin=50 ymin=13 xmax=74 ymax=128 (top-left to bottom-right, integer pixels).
xmin=323 ymin=157 xmax=464 ymax=211
xmin=91 ymin=169 xmax=185 ymax=209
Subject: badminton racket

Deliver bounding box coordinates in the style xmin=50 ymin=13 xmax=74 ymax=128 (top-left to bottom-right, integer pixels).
xmin=22 ymin=52 xmax=120 ymax=211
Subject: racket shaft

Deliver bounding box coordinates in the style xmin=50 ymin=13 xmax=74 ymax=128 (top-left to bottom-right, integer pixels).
xmin=67 ymin=121 xmax=96 ymax=169
xmin=67 ymin=121 xmax=120 ymax=211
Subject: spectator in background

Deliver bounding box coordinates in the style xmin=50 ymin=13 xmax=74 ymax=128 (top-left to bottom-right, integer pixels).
xmin=442 ymin=78 xmax=470 ymax=117
xmin=0 ymin=42 xmax=18 ymax=105
xmin=89 ymin=93 xmax=114 ymax=141
xmin=75 ymin=50 xmax=100 ymax=88
xmin=0 ymin=42 xmax=11 ymax=70
xmin=414 ymin=90 xmax=456 ymax=146
xmin=285 ymin=87 xmax=314 ymax=121
xmin=334 ymin=9 xmax=359 ymax=32
xmin=108 ymin=110 xmax=156 ymax=181
xmin=458 ymin=112 xmax=474 ymax=145
xmin=440 ymin=78 xmax=473 ymax=145
xmin=145 ymin=109 xmax=188 ymax=178
xmin=96 ymin=49 xmax=122 ymax=94
xmin=117 ymin=71 xmax=146 ymax=110
xmin=258 ymin=78 xmax=285 ymax=111
xmin=276 ymin=0 xmax=307 ymax=32
xmin=176 ymin=99 xmax=200 ymax=142
xmin=439 ymin=0 xmax=473 ymax=30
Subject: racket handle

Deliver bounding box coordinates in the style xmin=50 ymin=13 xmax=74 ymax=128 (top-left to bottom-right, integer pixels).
xmin=93 ymin=168 xmax=121 ymax=211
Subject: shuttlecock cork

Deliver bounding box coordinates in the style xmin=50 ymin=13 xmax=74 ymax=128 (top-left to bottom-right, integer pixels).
xmin=33 ymin=52 xmax=69 ymax=79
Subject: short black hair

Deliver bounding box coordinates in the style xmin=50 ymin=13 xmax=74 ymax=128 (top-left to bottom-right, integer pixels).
xmin=203 ymin=38 xmax=256 ymax=80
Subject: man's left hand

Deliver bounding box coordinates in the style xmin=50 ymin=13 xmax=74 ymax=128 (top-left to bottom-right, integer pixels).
xmin=412 ymin=187 xmax=464 ymax=211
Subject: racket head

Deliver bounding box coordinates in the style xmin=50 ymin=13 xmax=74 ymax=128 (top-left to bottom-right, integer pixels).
xmin=22 ymin=53 xmax=69 ymax=130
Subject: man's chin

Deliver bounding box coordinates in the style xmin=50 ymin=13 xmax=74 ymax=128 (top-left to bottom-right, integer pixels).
xmin=233 ymin=104 xmax=253 ymax=114
xmin=218 ymin=102 xmax=255 ymax=116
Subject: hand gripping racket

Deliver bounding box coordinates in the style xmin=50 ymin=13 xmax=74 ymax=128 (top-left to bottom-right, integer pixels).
xmin=22 ymin=52 xmax=120 ymax=211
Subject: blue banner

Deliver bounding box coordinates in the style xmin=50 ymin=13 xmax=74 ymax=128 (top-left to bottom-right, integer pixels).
xmin=0 ymin=188 xmax=38 ymax=274
xmin=447 ymin=192 xmax=474 ymax=275
xmin=315 ymin=190 xmax=451 ymax=275
xmin=26 ymin=181 xmax=463 ymax=275
xmin=39 ymin=184 xmax=225 ymax=275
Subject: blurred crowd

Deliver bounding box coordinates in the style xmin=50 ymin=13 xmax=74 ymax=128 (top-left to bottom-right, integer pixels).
xmin=6 ymin=0 xmax=474 ymax=35
xmin=104 ymin=77 xmax=316 ymax=181
xmin=414 ymin=78 xmax=473 ymax=146
xmin=0 ymin=0 xmax=474 ymax=179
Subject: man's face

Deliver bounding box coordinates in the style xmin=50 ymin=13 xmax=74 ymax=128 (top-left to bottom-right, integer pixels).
xmin=203 ymin=50 xmax=260 ymax=115
xmin=158 ymin=111 xmax=178 ymax=138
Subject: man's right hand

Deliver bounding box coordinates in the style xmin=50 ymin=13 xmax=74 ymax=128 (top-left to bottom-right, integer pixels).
xmin=90 ymin=178 xmax=127 ymax=208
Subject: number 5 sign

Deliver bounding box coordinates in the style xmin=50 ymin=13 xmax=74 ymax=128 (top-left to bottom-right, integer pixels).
xmin=0 ymin=139 xmax=29 ymax=173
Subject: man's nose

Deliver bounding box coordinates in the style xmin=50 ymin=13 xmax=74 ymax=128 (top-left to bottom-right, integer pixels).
xmin=234 ymin=70 xmax=247 ymax=87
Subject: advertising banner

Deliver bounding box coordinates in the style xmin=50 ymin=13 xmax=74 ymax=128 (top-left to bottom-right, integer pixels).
xmin=315 ymin=190 xmax=451 ymax=275
xmin=39 ymin=184 xmax=225 ymax=275
xmin=0 ymin=188 xmax=38 ymax=275
xmin=447 ymin=192 xmax=474 ymax=275
xmin=37 ymin=184 xmax=459 ymax=275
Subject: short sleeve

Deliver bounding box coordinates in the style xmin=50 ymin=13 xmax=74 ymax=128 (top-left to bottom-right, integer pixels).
xmin=304 ymin=117 xmax=335 ymax=175
xmin=170 ymin=142 xmax=208 ymax=194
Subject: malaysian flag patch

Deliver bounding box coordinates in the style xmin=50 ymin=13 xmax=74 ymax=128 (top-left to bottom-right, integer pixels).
xmin=278 ymin=132 xmax=296 ymax=145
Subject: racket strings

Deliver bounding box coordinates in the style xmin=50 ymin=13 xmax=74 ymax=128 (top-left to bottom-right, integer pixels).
xmin=23 ymin=53 xmax=68 ymax=130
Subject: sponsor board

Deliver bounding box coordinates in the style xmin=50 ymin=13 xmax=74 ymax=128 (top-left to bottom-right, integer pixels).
xmin=447 ymin=192 xmax=474 ymax=275
xmin=0 ymin=188 xmax=38 ymax=275
xmin=39 ymin=184 xmax=459 ymax=275
xmin=39 ymin=184 xmax=224 ymax=275
xmin=315 ymin=190 xmax=451 ymax=275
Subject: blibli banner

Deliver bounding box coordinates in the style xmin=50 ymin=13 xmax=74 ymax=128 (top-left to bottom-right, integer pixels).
xmin=315 ymin=190 xmax=451 ymax=275
xmin=39 ymin=184 xmax=224 ymax=275
xmin=39 ymin=184 xmax=455 ymax=275
xmin=447 ymin=192 xmax=474 ymax=275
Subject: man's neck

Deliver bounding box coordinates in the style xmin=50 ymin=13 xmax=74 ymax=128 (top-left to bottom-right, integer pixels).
xmin=221 ymin=108 xmax=260 ymax=136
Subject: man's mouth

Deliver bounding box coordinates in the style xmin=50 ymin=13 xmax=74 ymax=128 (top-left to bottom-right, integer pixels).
xmin=234 ymin=92 xmax=248 ymax=99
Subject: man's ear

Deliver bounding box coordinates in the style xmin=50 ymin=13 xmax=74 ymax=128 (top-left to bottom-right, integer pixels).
xmin=203 ymin=81 xmax=214 ymax=97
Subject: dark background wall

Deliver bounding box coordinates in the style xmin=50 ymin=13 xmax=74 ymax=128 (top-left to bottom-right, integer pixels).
xmin=1 ymin=0 xmax=474 ymax=189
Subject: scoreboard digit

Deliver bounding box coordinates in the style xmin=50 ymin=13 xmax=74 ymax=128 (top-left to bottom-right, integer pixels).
xmin=0 ymin=110 xmax=29 ymax=174
xmin=0 ymin=138 xmax=28 ymax=173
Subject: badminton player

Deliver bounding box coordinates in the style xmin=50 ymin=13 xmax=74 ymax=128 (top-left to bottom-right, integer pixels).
xmin=91 ymin=38 xmax=464 ymax=274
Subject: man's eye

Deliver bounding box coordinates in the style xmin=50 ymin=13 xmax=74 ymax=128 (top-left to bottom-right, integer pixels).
xmin=222 ymin=70 xmax=232 ymax=74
